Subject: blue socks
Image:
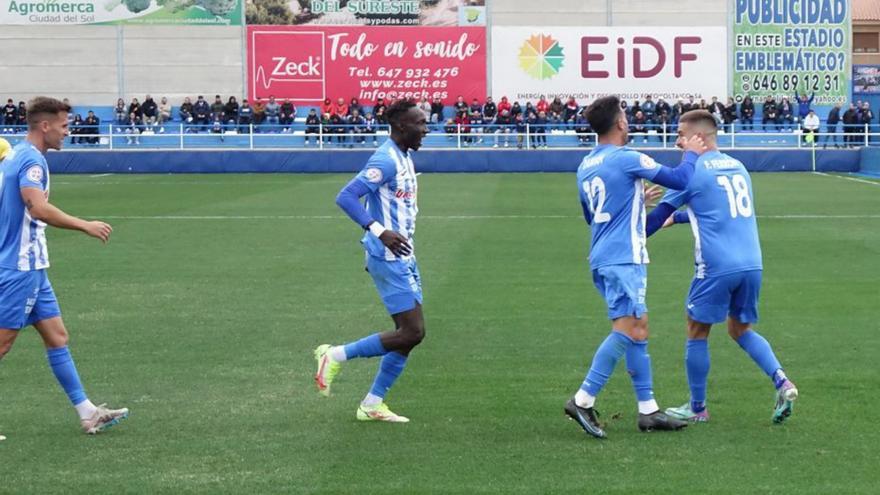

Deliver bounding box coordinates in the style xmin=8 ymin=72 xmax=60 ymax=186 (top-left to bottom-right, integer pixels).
xmin=580 ymin=331 xmax=632 ymax=397
xmin=46 ymin=346 xmax=88 ymax=406
xmin=368 ymin=352 xmax=408 ymax=399
xmin=625 ymin=339 xmax=655 ymax=402
xmin=685 ymin=339 xmax=710 ymax=412
xmin=343 ymin=333 xmax=387 ymax=360
xmin=736 ymin=330 xmax=784 ymax=388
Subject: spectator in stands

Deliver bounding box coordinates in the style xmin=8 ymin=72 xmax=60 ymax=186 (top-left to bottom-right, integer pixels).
xmin=856 ymin=100 xmax=865 ymax=122
xmin=179 ymin=97 xmax=194 ymax=124
xmin=210 ymin=95 xmax=225 ymax=123
xmin=193 ymin=95 xmax=210 ymax=130
xmin=843 ymin=103 xmax=859 ymax=147
xmin=574 ymin=109 xmax=590 ymax=146
xmin=656 ymin=110 xmax=672 ymax=143
xmin=535 ymin=95 xmax=550 ymax=115
xmin=125 ymin=112 xmax=141 ymax=145
xmin=671 ymin=99 xmax=685 ymax=124
xmin=70 ymin=114 xmax=84 ymax=144
xmin=723 ymin=97 xmax=738 ymax=131
xmin=280 ymin=99 xmax=295 ymax=133
xmin=532 ymin=111 xmax=548 ymax=148
xmin=710 ymin=100 xmax=724 ymax=127
xmin=238 ymin=99 xmax=253 ymax=133
xmin=349 ymin=98 xmax=363 ymax=118
xmin=698 ymin=98 xmax=709 ymax=110
xmin=493 ymin=109 xmax=513 ymax=148
xmin=796 ymin=92 xmax=815 ymax=122
xmin=128 ymin=97 xmax=142 ymax=125
xmin=158 ymin=97 xmax=172 ymax=127
xmin=264 ymin=95 xmax=281 ymax=131
xmin=779 ymin=97 xmax=794 ymax=130
xmin=454 ymin=111 xmax=471 ymax=145
xmin=549 ymin=97 xmax=564 ymax=124
xmin=349 ymin=109 xmax=366 ymax=146
xmin=803 ymin=109 xmax=820 ymax=143
xmin=334 ymin=97 xmax=349 ymax=118
xmin=497 ymin=96 xmax=511 ymax=116
xmin=762 ymin=96 xmax=778 ymax=131
xmin=620 ymin=99 xmax=630 ymax=118
xmin=304 ymin=108 xmax=320 ymax=145
xmin=63 ymin=98 xmax=74 ymax=128
xmin=562 ymin=97 xmax=579 ymax=124
xmin=320 ymin=113 xmax=332 ymax=144
xmin=655 ymin=98 xmax=671 ymax=123
xmin=630 ymin=100 xmax=642 ymax=122
xmin=483 ymin=96 xmax=497 ymax=123
xmin=452 ymin=95 xmax=467 ymax=117
xmin=443 ymin=117 xmax=457 ymax=143
xmin=630 ymin=110 xmax=648 ymax=143
xmin=430 ymin=96 xmax=444 ymax=124
xmin=740 ymin=95 xmax=755 ymax=130
xmin=363 ymin=112 xmax=378 ymax=146
xmin=469 ymin=110 xmax=485 ymax=144
xmin=860 ymin=103 xmax=874 ymax=143
xmin=510 ymin=101 xmax=522 ymax=118
xmin=224 ymin=96 xmax=240 ymax=127
xmin=417 ymin=97 xmax=431 ymax=120
xmin=642 ymin=95 xmax=656 ymax=124
xmin=142 ymin=95 xmax=158 ymax=130
xmin=822 ymin=103 xmax=841 ymax=148
xmin=3 ymin=98 xmax=16 ymax=133
xmin=84 ymin=110 xmax=100 ymax=145
xmin=514 ymin=113 xmax=526 ymax=149
xmin=211 ymin=114 xmax=224 ymax=138
xmin=329 ymin=112 xmax=346 ymax=145
xmin=321 ymin=98 xmax=334 ymax=116
xmin=683 ymin=97 xmax=695 ymax=113
xmin=468 ymin=97 xmax=482 ymax=116
xmin=524 ymin=102 xmax=536 ymax=119
xmin=375 ymin=106 xmax=387 ymax=125
xmin=252 ymin=99 xmax=266 ymax=128
xmin=114 ymin=98 xmax=127 ymax=125
xmin=15 ymin=101 xmax=26 ymax=128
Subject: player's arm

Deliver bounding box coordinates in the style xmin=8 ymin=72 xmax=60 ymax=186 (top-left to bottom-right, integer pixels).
xmin=645 ymin=203 xmax=690 ymax=237
xmin=20 ymin=188 xmax=112 ymax=243
xmin=633 ymin=136 xmax=706 ymax=190
xmin=335 ymin=173 xmax=411 ymax=256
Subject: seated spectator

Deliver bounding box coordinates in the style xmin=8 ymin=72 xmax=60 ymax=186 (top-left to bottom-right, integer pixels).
xmin=114 ymin=98 xmax=127 ymax=125
xmin=493 ymin=109 xmax=513 ymax=147
xmin=375 ymin=106 xmax=387 ymax=125
xmin=329 ymin=113 xmax=346 ymax=145
xmin=211 ymin=114 xmax=225 ymax=137
xmin=454 ymin=111 xmax=471 ymax=144
xmin=630 ymin=100 xmax=642 ymax=120
xmin=334 ymin=97 xmax=349 ymax=118
xmin=483 ymin=96 xmax=497 ymax=123
xmin=128 ymin=97 xmax=142 ymax=125
xmin=349 ymin=109 xmax=366 ymax=146
xmin=264 ymin=95 xmax=281 ymax=131
xmin=373 ymin=97 xmax=387 ymax=118
xmin=709 ymin=97 xmax=724 ymax=120
xmin=224 ymin=96 xmax=240 ymax=128
xmin=642 ymin=95 xmax=656 ymax=124
xmin=698 ymin=98 xmax=709 ymax=110
xmin=740 ymin=95 xmax=755 ymax=130
xmin=524 ymin=102 xmax=536 ymax=119
xmin=620 ymin=99 xmax=630 ymax=118
xmin=443 ymin=118 xmax=457 ymax=142
xmin=158 ymin=97 xmax=172 ymax=126
xmin=280 ymin=99 xmax=296 ymax=132
xmin=779 ymin=97 xmax=794 ymax=130
xmin=469 ymin=110 xmax=485 ymax=144
xmin=655 ymin=98 xmax=671 ymax=121
xmin=549 ymin=96 xmax=564 ymax=123
xmin=562 ymin=97 xmax=579 ymax=124
xmin=321 ymin=98 xmax=334 ymax=117
xmin=574 ymin=110 xmax=591 ymax=146
xmin=349 ymin=98 xmax=363 ymax=118
xmin=84 ymin=110 xmax=100 ymax=144
xmin=238 ymin=99 xmax=253 ymax=133
xmin=193 ymin=95 xmax=210 ymax=129
xmin=630 ymin=110 xmax=648 ymax=142
xmin=179 ymin=97 xmax=194 ymax=124
xmin=125 ymin=112 xmax=141 ymax=145
xmin=3 ymin=98 xmax=18 ymax=133
xmin=535 ymin=95 xmax=550 ymax=115
xmin=304 ymin=108 xmax=321 ymax=145
xmin=142 ymin=95 xmax=158 ymax=129
xmin=362 ymin=112 xmax=378 ymax=146
xmin=210 ymin=95 xmax=225 ymax=123
xmin=469 ymin=98 xmax=482 ymax=116
xmin=453 ymin=95 xmax=468 ymax=117
xmin=417 ymin=97 xmax=431 ymax=120
xmin=15 ymin=101 xmax=26 ymax=129
xmin=671 ymin=98 xmax=685 ymax=123
xmin=430 ymin=96 xmax=444 ymax=123
xmin=803 ymin=109 xmax=820 ymax=143
xmin=723 ymin=97 xmax=738 ymax=131
xmin=497 ymin=96 xmax=512 ymax=117
xmin=656 ymin=111 xmax=672 ymax=143
xmin=510 ymin=101 xmax=522 ymax=118
xmin=762 ymin=96 xmax=778 ymax=131
xmin=70 ymin=114 xmax=84 ymax=144
xmin=252 ymin=99 xmax=266 ymax=128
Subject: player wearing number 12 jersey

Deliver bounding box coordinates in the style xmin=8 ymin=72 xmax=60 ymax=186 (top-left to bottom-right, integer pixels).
xmin=645 ymin=110 xmax=798 ymax=424
xmin=565 ymin=96 xmax=707 ymax=439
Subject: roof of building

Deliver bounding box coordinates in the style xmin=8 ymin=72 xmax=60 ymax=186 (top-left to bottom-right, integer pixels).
xmin=855 ymin=0 xmax=880 ymax=22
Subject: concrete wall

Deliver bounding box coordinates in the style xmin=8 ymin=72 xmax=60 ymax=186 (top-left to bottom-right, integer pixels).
xmin=489 ymin=0 xmax=728 ymax=27
xmin=0 ymin=25 xmax=244 ymax=107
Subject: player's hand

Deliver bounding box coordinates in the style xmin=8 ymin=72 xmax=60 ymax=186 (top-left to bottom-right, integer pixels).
xmin=379 ymin=230 xmax=412 ymax=257
xmin=644 ymin=184 xmax=663 ymax=207
xmin=662 ymin=215 xmax=675 ymax=229
xmin=83 ymin=221 xmax=112 ymax=243
xmin=682 ymin=134 xmax=708 ymax=155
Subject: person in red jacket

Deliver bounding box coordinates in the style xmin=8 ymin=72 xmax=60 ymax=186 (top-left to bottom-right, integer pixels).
xmin=321 ymin=98 xmax=334 ymax=117
xmin=535 ymin=95 xmax=550 ymax=115
xmin=335 ymin=97 xmax=350 ymax=117
xmin=497 ymin=96 xmax=512 ymax=116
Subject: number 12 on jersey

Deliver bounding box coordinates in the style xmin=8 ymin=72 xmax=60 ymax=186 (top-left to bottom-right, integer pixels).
xmin=717 ymin=174 xmax=752 ymax=218
xmin=583 ymin=177 xmax=611 ymax=223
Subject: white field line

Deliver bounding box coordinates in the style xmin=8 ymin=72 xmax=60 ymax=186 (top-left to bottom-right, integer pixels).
xmin=813 ymin=171 xmax=880 ymax=186
xmin=88 ymin=214 xmax=880 ymax=221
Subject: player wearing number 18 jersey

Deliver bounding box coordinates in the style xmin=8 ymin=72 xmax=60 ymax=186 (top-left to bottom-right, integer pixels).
xmin=646 ymin=110 xmax=798 ymax=425
xmin=565 ymin=96 xmax=707 ymax=438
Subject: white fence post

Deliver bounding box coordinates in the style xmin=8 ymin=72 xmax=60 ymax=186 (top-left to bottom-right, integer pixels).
xmin=179 ymin=123 xmax=184 ymax=150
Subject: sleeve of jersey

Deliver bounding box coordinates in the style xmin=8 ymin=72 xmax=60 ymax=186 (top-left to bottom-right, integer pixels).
xmin=18 ymin=155 xmax=47 ymax=191
xmin=648 ymin=151 xmax=698 ymax=190
xmin=645 ymin=202 xmax=676 ymax=237
xmin=354 ymin=156 xmax=397 ymax=193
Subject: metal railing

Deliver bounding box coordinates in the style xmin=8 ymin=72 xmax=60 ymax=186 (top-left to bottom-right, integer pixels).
xmin=1 ymin=122 xmax=879 ymax=150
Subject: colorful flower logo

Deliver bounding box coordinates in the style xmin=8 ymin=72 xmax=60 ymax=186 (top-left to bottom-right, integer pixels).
xmin=518 ymin=34 xmax=564 ymax=80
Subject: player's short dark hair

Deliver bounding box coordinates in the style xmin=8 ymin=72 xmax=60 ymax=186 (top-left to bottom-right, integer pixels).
xmin=385 ymin=99 xmax=418 ymax=126
xmin=27 ymin=97 xmax=71 ymax=129
xmin=585 ymin=95 xmax=622 ymax=135
xmin=678 ymin=109 xmax=717 ymax=131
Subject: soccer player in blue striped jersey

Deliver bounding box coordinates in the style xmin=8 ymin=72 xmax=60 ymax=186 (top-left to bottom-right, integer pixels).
xmin=565 ymin=95 xmax=708 ymax=438
xmin=313 ymin=100 xmax=428 ymax=423
xmin=0 ymin=97 xmax=128 ymax=436
xmin=645 ymin=110 xmax=798 ymax=424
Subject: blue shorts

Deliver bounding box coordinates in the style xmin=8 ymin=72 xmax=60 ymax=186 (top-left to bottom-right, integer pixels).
xmin=592 ymin=264 xmax=647 ymax=320
xmin=366 ymin=255 xmax=423 ymax=316
xmin=0 ymin=269 xmax=61 ymax=330
xmin=687 ymin=270 xmax=761 ymax=324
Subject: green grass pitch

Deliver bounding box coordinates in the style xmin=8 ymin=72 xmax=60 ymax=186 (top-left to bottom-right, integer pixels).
xmin=0 ymin=172 xmax=877 ymax=493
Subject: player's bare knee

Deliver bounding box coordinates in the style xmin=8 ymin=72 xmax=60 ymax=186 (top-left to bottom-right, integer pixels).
xmin=401 ymin=324 xmax=425 ymax=348
xmin=726 ymin=319 xmax=750 ymax=340
xmin=687 ymin=319 xmax=711 ymax=340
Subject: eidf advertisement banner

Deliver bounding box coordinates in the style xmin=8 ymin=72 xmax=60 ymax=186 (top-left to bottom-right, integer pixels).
xmin=245 ymin=0 xmax=486 ymax=26
xmin=1 ymin=0 xmax=242 ymax=25
xmin=491 ymin=27 xmax=728 ymax=105
xmin=247 ymin=25 xmax=486 ymax=105
xmin=731 ymin=0 xmax=851 ymax=105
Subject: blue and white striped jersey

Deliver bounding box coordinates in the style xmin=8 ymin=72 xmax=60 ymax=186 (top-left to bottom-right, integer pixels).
xmin=355 ymin=139 xmax=418 ymax=261
xmin=662 ymin=150 xmax=763 ymax=278
xmin=0 ymin=141 xmax=51 ymax=271
xmin=577 ymin=144 xmax=662 ymax=268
